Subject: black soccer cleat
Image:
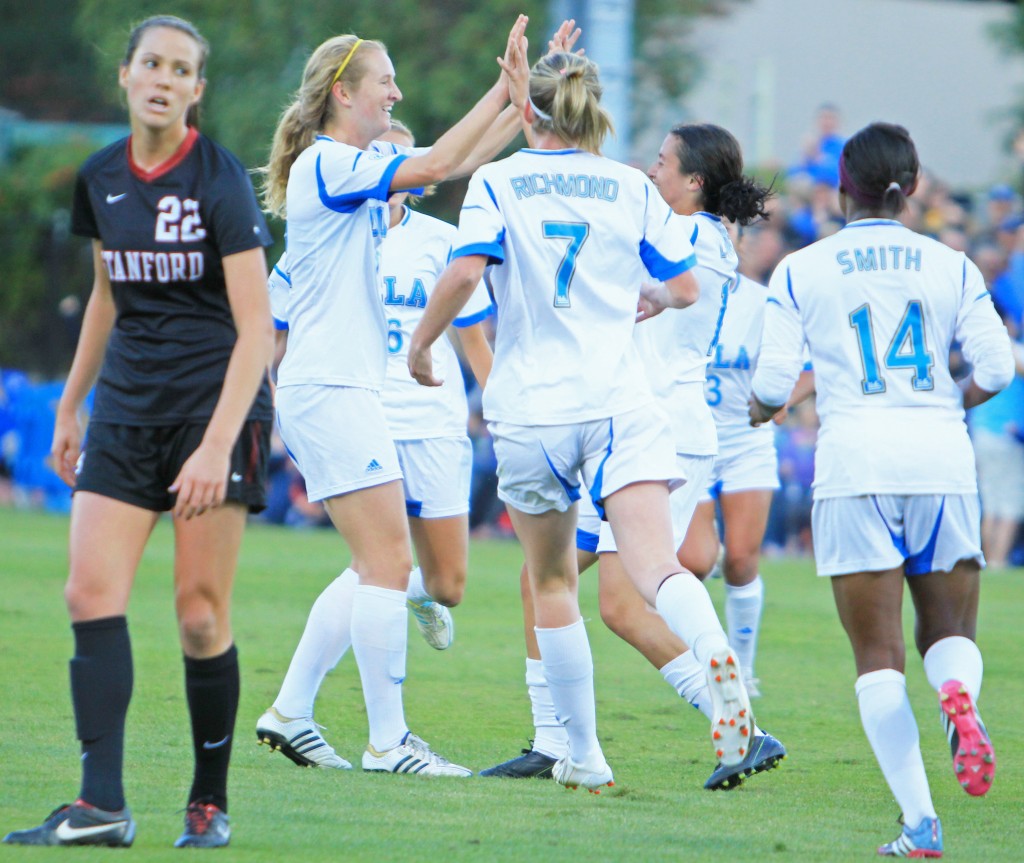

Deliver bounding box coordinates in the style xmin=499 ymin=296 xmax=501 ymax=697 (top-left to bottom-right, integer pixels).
xmin=479 ymin=744 xmax=558 ymax=779
xmin=2 ymin=800 xmax=136 ymax=847
xmin=174 ymin=800 xmax=230 ymax=848
xmin=704 ymin=730 xmax=786 ymax=791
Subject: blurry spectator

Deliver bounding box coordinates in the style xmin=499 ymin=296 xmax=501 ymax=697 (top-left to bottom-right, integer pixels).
xmin=768 ymin=400 xmax=817 ymax=555
xmin=789 ymin=103 xmax=844 ymax=188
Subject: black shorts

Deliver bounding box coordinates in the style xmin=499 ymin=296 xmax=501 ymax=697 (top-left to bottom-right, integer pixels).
xmin=75 ymin=420 xmax=271 ymax=514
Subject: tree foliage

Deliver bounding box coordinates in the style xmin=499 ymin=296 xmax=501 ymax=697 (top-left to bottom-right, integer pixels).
xmin=2 ymin=0 xmax=738 ymax=374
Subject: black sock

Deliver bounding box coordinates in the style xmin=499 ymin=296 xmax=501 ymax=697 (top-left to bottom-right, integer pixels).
xmin=70 ymin=616 xmax=133 ymax=812
xmin=184 ymin=645 xmax=239 ymax=813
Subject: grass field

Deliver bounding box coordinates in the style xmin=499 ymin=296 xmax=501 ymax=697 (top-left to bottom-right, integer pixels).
xmin=0 ymin=507 xmax=1020 ymax=862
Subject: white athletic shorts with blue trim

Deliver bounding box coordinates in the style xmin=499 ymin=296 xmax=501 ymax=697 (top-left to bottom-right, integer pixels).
xmin=276 ymin=385 xmax=402 ymax=503
xmin=812 ymin=493 xmax=985 ymax=577
xmin=394 ymin=436 xmax=472 ymax=519
xmin=489 ymin=405 xmax=681 ymax=517
xmin=596 ymin=453 xmax=716 ymax=553
xmin=700 ymin=436 xmax=780 ymax=503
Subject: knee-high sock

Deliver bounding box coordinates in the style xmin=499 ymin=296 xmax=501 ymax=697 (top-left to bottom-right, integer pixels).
xmin=725 ymin=575 xmax=763 ymax=678
xmin=351 ymin=584 xmax=408 ymax=751
xmin=923 ymin=636 xmax=983 ymax=702
xmin=184 ymin=645 xmax=239 ymax=812
xmin=535 ymin=619 xmax=603 ymax=767
xmin=406 ymin=566 xmax=432 ymax=605
xmin=274 ymin=569 xmax=358 ymax=719
xmin=71 ymin=616 xmax=133 ymax=812
xmin=856 ymin=669 xmax=936 ymax=826
xmin=526 ymin=657 xmax=569 ymax=758
xmin=654 ymin=573 xmax=730 ymax=666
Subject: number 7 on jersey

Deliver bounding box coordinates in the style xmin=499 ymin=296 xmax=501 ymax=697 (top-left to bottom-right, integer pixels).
xmin=543 ymin=221 xmax=589 ymax=308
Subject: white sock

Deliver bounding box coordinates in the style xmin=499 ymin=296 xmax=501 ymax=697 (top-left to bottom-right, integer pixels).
xmin=273 ymin=568 xmax=358 ymax=719
xmin=726 ymin=576 xmax=764 ymax=678
xmin=856 ymin=669 xmax=936 ymax=826
xmin=660 ymin=651 xmax=763 ymax=734
xmin=535 ymin=619 xmax=603 ymax=767
xmin=351 ymin=584 xmax=408 ymax=751
xmin=406 ymin=566 xmax=432 ymax=606
xmin=654 ymin=573 xmax=730 ymax=666
xmin=526 ymin=657 xmax=569 ymax=758
xmin=923 ymin=636 xmax=983 ymax=702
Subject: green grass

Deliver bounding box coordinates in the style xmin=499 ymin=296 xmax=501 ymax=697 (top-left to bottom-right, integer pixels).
xmin=0 ymin=507 xmax=1021 ymax=861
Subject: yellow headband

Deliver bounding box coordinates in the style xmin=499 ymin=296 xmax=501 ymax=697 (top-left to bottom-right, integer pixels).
xmin=330 ymin=39 xmax=364 ymax=88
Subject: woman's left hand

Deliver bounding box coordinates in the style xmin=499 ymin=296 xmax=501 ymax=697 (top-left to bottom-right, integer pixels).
xmin=169 ymin=442 xmax=231 ymax=519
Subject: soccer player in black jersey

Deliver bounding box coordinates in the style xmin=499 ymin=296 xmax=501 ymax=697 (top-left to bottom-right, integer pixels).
xmin=2 ymin=16 xmax=274 ymax=850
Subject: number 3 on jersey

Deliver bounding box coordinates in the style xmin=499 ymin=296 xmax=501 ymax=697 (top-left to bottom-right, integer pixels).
xmin=849 ymin=300 xmax=934 ymax=394
xmin=543 ymin=221 xmax=589 ymax=308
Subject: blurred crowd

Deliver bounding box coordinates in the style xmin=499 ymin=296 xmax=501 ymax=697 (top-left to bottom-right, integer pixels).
xmin=4 ymin=104 xmax=1024 ymax=566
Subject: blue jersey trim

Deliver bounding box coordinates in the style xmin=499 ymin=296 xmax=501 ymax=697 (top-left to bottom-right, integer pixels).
xmin=641 ymin=240 xmax=696 ymax=281
xmin=483 ymin=178 xmax=500 ymax=211
xmin=786 ymin=267 xmax=799 ymax=311
xmin=767 ymin=296 xmax=784 ymax=307
xmin=453 ymin=241 xmax=505 ymax=266
xmin=841 ymin=218 xmax=904 ymax=230
xmin=273 ymin=317 xmax=289 ymax=331
xmin=521 ymin=147 xmax=582 ymax=155
xmin=315 ymin=152 xmax=409 ymax=212
xmin=406 ymin=498 xmax=424 ymax=518
xmin=400 ymin=206 xmax=412 ymax=226
xmin=695 ymin=211 xmax=722 ymax=222
xmin=453 ymin=304 xmax=495 ymax=328
xmin=690 ymin=222 xmax=700 ymax=246
xmin=272 ymin=264 xmax=291 ymax=285
xmin=576 ymin=528 xmax=599 ymax=553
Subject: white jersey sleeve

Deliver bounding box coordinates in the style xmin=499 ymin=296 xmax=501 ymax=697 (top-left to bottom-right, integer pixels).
xmin=453 ymin=149 xmax=696 ymax=425
xmin=751 ymin=261 xmax=808 ymax=409
xmin=268 ymin=253 xmax=290 ymax=331
xmin=955 ymin=260 xmax=1015 ymax=393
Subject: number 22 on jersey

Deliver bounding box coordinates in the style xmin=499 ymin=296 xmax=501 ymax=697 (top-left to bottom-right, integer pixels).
xmin=849 ymin=299 xmax=934 ymax=394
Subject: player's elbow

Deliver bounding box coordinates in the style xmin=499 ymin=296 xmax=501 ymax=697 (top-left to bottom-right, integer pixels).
xmin=666 ymin=270 xmax=699 ymax=308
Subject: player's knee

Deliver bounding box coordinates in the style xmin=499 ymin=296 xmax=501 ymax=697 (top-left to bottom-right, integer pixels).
xmin=428 ymin=572 xmax=465 ymax=607
xmin=175 ymin=590 xmax=226 ymax=654
xmin=724 ymin=552 xmax=758 ymax=584
xmin=598 ymin=591 xmax=631 ymax=638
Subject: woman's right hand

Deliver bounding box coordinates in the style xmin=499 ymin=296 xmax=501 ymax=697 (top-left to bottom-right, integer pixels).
xmin=51 ymin=406 xmax=83 ymax=488
xmin=498 ymin=14 xmax=529 ymax=108
xmin=548 ymin=18 xmax=583 ymax=56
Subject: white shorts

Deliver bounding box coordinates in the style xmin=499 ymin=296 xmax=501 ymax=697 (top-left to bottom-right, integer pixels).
xmin=395 ymin=436 xmax=472 ymax=519
xmin=812 ymin=494 xmax=984 ymax=577
xmin=972 ymin=429 xmax=1024 ymax=519
xmin=276 ymin=385 xmax=402 ymax=503
xmin=596 ymin=454 xmax=716 ymax=553
xmin=489 ymin=405 xmax=681 ymax=517
xmin=701 ymin=437 xmax=780 ymax=503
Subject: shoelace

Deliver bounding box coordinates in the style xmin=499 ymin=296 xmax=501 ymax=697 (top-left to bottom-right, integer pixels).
xmin=183 ymin=802 xmax=216 ymax=835
xmin=406 ymin=733 xmax=451 ymax=765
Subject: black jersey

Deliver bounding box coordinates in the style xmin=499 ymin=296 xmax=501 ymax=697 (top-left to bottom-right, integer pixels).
xmin=72 ymin=128 xmax=273 ymax=425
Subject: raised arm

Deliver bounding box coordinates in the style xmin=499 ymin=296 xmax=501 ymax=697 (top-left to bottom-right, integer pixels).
xmin=391 ymin=15 xmax=528 ymax=191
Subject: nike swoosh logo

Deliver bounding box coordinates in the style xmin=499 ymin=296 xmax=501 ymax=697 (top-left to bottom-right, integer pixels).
xmin=203 ymin=735 xmax=231 ymax=750
xmin=55 ymin=820 xmax=124 ymax=841
xmin=106 ymin=193 xmax=127 ymax=204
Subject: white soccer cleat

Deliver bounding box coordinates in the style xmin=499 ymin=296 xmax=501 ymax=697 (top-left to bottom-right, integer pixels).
xmin=362 ymin=732 xmax=472 ymax=777
xmin=706 ymin=647 xmax=755 ymax=768
xmin=408 ymin=599 xmax=454 ymax=650
xmin=256 ymin=707 xmax=352 ymax=769
xmin=552 ymin=756 xmax=614 ymax=793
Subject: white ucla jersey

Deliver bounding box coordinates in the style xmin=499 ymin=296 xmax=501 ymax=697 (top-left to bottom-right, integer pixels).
xmin=636 ymin=212 xmax=735 ymax=455
xmin=705 ymin=273 xmax=774 ymax=454
xmin=268 ymin=208 xmax=492 ymax=440
xmin=753 ymin=218 xmax=1014 ymax=498
xmin=378 ymin=207 xmax=493 ymax=439
xmin=276 ymin=136 xmax=417 ymax=391
xmin=454 ymin=148 xmax=697 ymax=425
